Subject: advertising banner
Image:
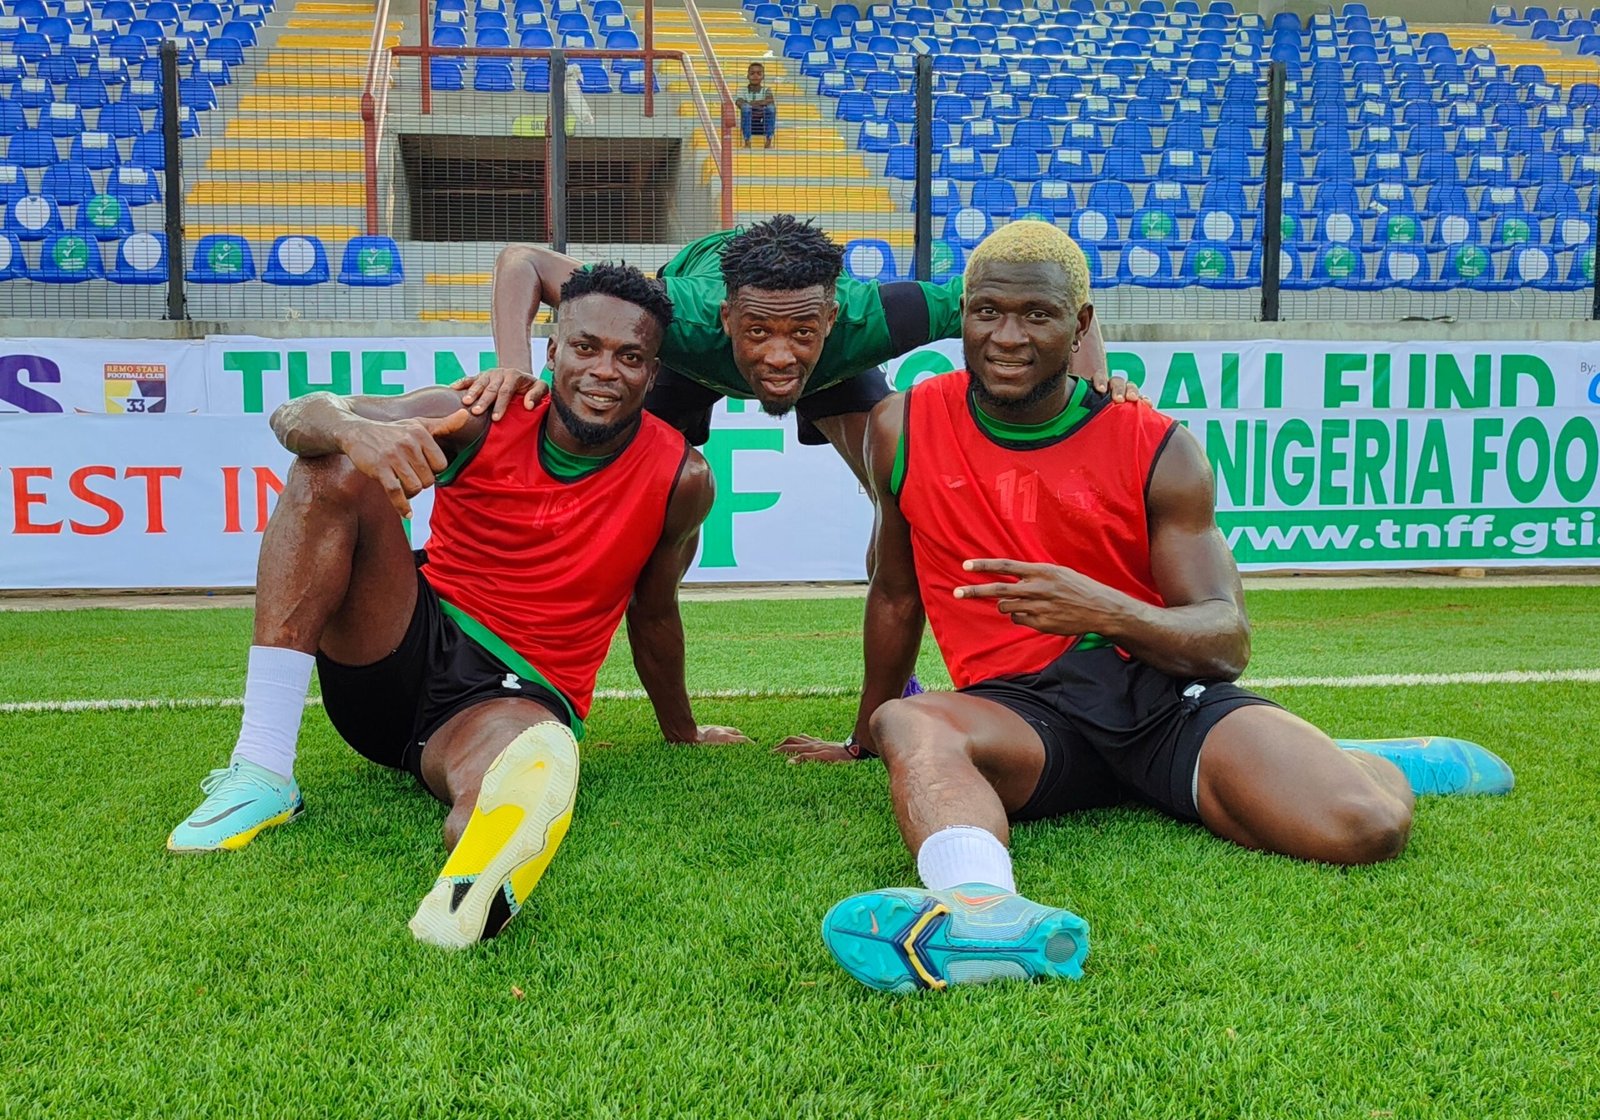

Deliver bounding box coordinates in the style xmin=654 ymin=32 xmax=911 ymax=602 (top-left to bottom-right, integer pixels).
xmin=3 ymin=334 xmax=1599 ymax=586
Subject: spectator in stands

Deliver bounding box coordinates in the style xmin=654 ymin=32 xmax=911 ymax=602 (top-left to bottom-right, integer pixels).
xmin=736 ymin=62 xmax=776 ymax=149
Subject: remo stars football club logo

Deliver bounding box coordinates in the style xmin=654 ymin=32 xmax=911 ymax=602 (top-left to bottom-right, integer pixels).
xmin=103 ymin=362 xmax=168 ymax=413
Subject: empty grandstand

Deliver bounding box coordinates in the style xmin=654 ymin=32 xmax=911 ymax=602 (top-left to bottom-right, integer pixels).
xmin=0 ymin=0 xmax=1597 ymax=321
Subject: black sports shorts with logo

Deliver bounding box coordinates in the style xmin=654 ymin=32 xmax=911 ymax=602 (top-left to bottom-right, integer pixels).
xmin=316 ymin=552 xmax=570 ymax=788
xmin=961 ymin=646 xmax=1282 ymax=823
xmin=643 ymin=363 xmax=893 ymax=447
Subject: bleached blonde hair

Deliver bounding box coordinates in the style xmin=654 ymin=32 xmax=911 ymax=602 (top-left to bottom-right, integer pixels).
xmin=964 ymin=220 xmax=1091 ymax=311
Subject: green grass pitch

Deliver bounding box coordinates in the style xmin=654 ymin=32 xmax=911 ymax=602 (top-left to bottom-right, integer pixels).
xmin=2 ymin=587 xmax=1598 ymax=1118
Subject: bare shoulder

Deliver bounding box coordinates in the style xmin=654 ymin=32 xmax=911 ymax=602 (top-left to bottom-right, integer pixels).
xmin=667 ymin=443 xmax=715 ymax=527
xmin=1147 ymin=420 xmax=1217 ymax=521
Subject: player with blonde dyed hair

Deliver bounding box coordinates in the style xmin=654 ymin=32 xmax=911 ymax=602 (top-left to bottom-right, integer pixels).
xmin=783 ymin=223 xmax=1513 ymax=993
xmin=962 ymin=218 xmax=1092 ymax=311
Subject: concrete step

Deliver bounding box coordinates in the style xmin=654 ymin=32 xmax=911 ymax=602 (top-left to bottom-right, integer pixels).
xmin=188 ymin=181 xmax=365 ymax=204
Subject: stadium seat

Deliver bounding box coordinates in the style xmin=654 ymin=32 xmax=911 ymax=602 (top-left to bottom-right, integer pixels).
xmin=338 ymin=236 xmax=404 ymax=286
xmin=0 ymin=231 xmax=24 ymax=280
xmin=41 ymin=160 xmax=93 ymax=205
xmin=966 ymin=178 xmax=1017 ymax=217
xmin=5 ymin=193 xmax=61 ymax=240
xmin=842 ymin=237 xmax=898 ymax=281
xmin=1070 ymin=206 xmax=1119 ymax=248
xmin=1437 ymin=242 xmax=1496 ymax=289
xmin=263 ymin=234 xmax=330 ymax=285
xmin=188 ymin=233 xmax=256 ymax=282
xmin=943 ymin=206 xmax=993 ymax=249
xmin=1117 ymin=241 xmax=1177 ymax=286
xmin=34 ymin=229 xmax=101 ymax=280
xmin=1182 ymin=241 xmax=1252 ymax=288
xmin=108 ymin=230 xmax=165 ymax=283
xmin=74 ymin=192 xmax=132 ymax=240
xmin=108 ymin=164 xmax=158 ymax=206
xmin=1375 ymin=245 xmax=1433 ymax=290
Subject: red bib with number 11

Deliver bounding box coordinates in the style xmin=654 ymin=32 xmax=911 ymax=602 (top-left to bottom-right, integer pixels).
xmin=898 ymin=371 xmax=1178 ymax=689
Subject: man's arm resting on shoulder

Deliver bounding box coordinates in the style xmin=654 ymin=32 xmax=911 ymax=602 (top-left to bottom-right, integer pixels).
xmin=491 ymin=243 xmax=584 ymax=375
xmin=626 ymin=451 xmax=751 ymax=745
xmin=269 ymin=386 xmax=487 ymax=517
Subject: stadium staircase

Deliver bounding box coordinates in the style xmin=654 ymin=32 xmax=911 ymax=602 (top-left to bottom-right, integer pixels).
xmin=655 ymin=3 xmax=904 ymax=248
xmin=185 ymin=0 xmax=398 ymax=247
xmin=1437 ymin=20 xmax=1600 ymax=76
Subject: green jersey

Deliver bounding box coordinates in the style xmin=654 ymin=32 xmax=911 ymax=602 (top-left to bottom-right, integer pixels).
xmin=655 ymin=229 xmax=964 ymax=400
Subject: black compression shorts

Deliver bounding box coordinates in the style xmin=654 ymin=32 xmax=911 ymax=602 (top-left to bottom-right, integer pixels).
xmin=643 ymin=363 xmax=894 ymax=446
xmin=962 ymin=646 xmax=1282 ymax=823
xmin=316 ymin=554 xmax=573 ymax=789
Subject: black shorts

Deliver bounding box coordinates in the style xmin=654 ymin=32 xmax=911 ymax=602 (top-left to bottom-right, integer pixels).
xmin=643 ymin=363 xmax=893 ymax=446
xmin=962 ymin=646 xmax=1281 ymax=823
xmin=315 ymin=555 xmax=573 ymax=785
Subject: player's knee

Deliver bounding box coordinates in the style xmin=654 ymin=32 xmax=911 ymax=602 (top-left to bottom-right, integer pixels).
xmin=870 ymin=698 xmax=964 ymax=766
xmin=1323 ymin=791 xmax=1412 ymax=865
xmin=287 ymin=453 xmax=369 ymax=508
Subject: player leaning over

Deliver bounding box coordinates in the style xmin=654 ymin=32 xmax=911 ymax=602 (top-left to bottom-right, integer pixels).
xmin=782 ymin=222 xmax=1514 ymax=993
xmin=167 ymin=264 xmax=748 ymax=948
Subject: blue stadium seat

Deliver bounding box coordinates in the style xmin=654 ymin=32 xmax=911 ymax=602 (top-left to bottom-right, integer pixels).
xmin=856 ymin=118 xmax=897 ymax=152
xmin=995 ymin=145 xmax=1042 ymax=181
xmin=1374 ymin=245 xmax=1433 ymax=290
xmin=129 ymin=130 xmax=164 ymax=170
xmin=835 ymin=90 xmax=873 ymax=121
xmin=11 ymin=75 xmax=54 ymax=110
xmin=882 ymin=144 xmax=915 ymax=180
xmin=1307 ymin=242 xmax=1369 ymax=289
xmin=5 ymin=193 xmax=61 ymax=240
xmin=263 ymin=234 xmax=329 ymax=285
xmin=1182 ymin=241 xmax=1252 ymax=289
xmin=188 ymin=233 xmax=256 ymax=282
xmin=74 ymin=191 xmax=132 ymax=240
xmin=108 ymin=164 xmax=158 ymax=205
xmin=970 ymin=179 xmax=1017 ymax=218
xmin=1429 ymin=242 xmax=1493 ymax=289
xmin=1129 ymin=203 xmax=1181 ymax=243
xmin=43 ymin=102 xmax=84 ymax=138
xmin=338 ymin=236 xmax=404 ymax=286
xmin=473 ymin=59 xmax=514 ymax=91
xmin=0 ymin=230 xmax=24 ymax=280
xmin=107 ymin=230 xmax=165 ymax=282
xmin=842 ymin=237 xmax=898 ymax=281
xmin=1024 ymin=179 xmax=1074 ymax=218
xmin=929 ymin=178 xmax=959 ymax=217
xmin=0 ymin=164 xmax=26 ymax=206
xmin=34 ymin=229 xmax=101 ymax=280
xmin=943 ymin=206 xmax=993 ymax=249
xmin=7 ymin=129 xmax=58 ymax=168
xmin=1117 ymin=241 xmax=1178 ymax=286
xmin=1069 ymin=206 xmax=1119 ymax=248
xmin=1552 ymin=207 xmax=1593 ymax=251
xmin=40 ymin=159 xmax=93 ymax=205
xmin=939 ymin=146 xmax=984 ymax=181
xmin=959 ymin=118 xmax=1001 ymax=151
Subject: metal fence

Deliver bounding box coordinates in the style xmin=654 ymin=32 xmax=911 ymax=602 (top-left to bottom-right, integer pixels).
xmin=3 ymin=42 xmax=1599 ymax=325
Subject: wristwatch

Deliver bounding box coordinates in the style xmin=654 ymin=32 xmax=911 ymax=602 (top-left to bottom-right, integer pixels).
xmin=842 ymin=734 xmax=875 ymax=760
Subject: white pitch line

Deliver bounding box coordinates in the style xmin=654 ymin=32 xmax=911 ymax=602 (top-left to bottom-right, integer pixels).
xmin=1 ymin=669 xmax=1597 ymax=716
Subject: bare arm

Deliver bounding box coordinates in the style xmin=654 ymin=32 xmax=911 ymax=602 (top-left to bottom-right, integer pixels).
xmin=852 ymin=393 xmax=926 ymax=751
xmin=269 ymin=386 xmax=487 ymax=517
xmin=778 ymin=393 xmax=924 ymax=762
xmin=957 ymin=424 xmax=1249 ymax=680
xmin=626 ymin=450 xmax=751 ymax=745
xmin=490 ymin=243 xmax=584 ymax=375
xmin=1109 ymin=424 xmax=1250 ymax=679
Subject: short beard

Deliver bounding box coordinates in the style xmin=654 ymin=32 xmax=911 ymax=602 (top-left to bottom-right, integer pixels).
xmin=550 ymin=389 xmax=639 ymax=448
xmin=757 ymin=395 xmax=796 ymax=418
xmin=967 ymin=365 xmax=1069 ymax=414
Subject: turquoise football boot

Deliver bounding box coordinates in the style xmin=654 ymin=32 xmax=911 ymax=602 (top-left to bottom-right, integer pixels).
xmin=822 ymin=884 xmax=1088 ymax=993
xmin=1337 ymin=737 xmax=1515 ymax=796
xmin=167 ymin=760 xmax=304 ymax=852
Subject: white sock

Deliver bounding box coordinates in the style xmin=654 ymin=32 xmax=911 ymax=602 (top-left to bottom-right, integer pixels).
xmin=229 ymin=645 xmax=316 ymax=781
xmin=915 ymin=825 xmax=1016 ymax=893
